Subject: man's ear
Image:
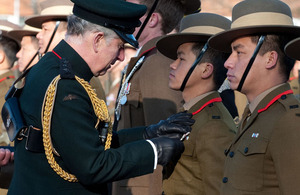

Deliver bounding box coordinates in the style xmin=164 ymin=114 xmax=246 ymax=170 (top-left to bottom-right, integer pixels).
xmin=148 ymin=12 xmax=160 ymax=28
xmin=0 ymin=50 xmax=5 ymax=64
xmin=201 ymin=63 xmax=214 ymax=79
xmin=265 ymin=51 xmax=278 ymax=69
xmin=93 ymin=32 xmax=105 ymax=53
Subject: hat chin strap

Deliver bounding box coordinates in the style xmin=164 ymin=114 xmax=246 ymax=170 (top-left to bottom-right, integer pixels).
xmin=237 ymin=35 xmax=265 ymax=92
xmin=39 ymin=21 xmax=61 ymax=59
xmin=180 ymin=42 xmax=208 ymax=91
xmin=135 ymin=0 xmax=159 ymax=41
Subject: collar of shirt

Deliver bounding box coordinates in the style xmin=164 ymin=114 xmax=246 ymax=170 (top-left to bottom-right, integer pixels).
xmin=249 ymin=83 xmax=286 ymax=113
xmin=183 ymin=91 xmax=215 ymax=111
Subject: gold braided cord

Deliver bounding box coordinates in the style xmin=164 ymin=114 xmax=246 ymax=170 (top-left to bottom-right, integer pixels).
xmin=42 ymin=75 xmax=112 ymax=182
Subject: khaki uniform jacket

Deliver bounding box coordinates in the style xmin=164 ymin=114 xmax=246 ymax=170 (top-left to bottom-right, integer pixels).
xmin=221 ymin=84 xmax=300 ymax=195
xmin=163 ymin=92 xmax=236 ymax=195
xmin=9 ymin=40 xmax=155 ymax=195
xmin=113 ymin=37 xmax=182 ymax=195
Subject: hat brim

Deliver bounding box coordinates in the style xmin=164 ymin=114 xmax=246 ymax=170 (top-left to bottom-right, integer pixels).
xmin=157 ymin=33 xmax=210 ymax=60
xmin=285 ymin=37 xmax=300 ymax=60
xmin=114 ymin=29 xmax=139 ymax=48
xmin=209 ymin=25 xmax=300 ymax=53
xmin=8 ymin=30 xmax=38 ymax=42
xmin=25 ymin=15 xmax=68 ymax=28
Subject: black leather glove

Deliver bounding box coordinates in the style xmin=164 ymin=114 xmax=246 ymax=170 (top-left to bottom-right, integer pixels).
xmin=150 ymin=137 xmax=184 ymax=166
xmin=144 ymin=112 xmax=195 ymax=139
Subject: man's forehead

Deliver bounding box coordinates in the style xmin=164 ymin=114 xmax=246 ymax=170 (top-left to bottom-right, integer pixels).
xmin=231 ymin=36 xmax=253 ymax=48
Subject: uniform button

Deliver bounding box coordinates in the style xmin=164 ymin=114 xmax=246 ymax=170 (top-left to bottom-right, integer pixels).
xmin=209 ymin=103 xmax=214 ymax=107
xmin=229 ymin=151 xmax=234 ymax=158
xmin=223 ymin=177 xmax=228 ymax=183
xmin=281 ymin=95 xmax=287 ymax=100
xmin=244 ymin=147 xmax=249 ymax=154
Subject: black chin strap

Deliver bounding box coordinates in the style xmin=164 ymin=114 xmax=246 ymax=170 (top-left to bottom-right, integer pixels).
xmin=180 ymin=42 xmax=208 ymax=91
xmin=237 ymin=35 xmax=265 ymax=92
xmin=22 ymin=51 xmax=39 ymax=72
xmin=135 ymin=0 xmax=159 ymax=41
xmin=39 ymin=21 xmax=61 ymax=59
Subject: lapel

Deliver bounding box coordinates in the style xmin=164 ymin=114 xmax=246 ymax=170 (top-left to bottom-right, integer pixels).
xmin=233 ymin=83 xmax=292 ymax=145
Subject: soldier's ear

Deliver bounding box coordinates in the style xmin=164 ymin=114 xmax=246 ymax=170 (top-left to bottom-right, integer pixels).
xmin=148 ymin=12 xmax=160 ymax=28
xmin=265 ymin=51 xmax=278 ymax=69
xmin=93 ymin=32 xmax=105 ymax=53
xmin=0 ymin=50 xmax=5 ymax=64
xmin=201 ymin=62 xmax=214 ymax=79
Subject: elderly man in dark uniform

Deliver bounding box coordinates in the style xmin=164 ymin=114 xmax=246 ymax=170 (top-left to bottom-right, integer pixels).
xmin=6 ymin=0 xmax=194 ymax=194
xmin=157 ymin=12 xmax=237 ymax=195
xmin=208 ymin=0 xmax=300 ymax=194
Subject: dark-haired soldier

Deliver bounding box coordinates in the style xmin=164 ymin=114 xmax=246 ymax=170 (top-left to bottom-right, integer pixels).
xmin=157 ymin=12 xmax=236 ymax=195
xmin=208 ymin=0 xmax=300 ymax=194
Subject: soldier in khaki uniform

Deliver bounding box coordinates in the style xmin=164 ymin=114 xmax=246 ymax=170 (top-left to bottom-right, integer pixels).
xmin=112 ymin=1 xmax=201 ymax=194
xmin=9 ymin=25 xmax=40 ymax=73
xmin=157 ymin=12 xmax=237 ymax=195
xmin=208 ymin=0 xmax=300 ymax=194
xmin=0 ymin=20 xmax=20 ymax=191
xmin=26 ymin=0 xmax=106 ymax=101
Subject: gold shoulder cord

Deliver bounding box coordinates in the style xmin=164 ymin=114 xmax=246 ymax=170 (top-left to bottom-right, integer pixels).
xmin=41 ymin=75 xmax=112 ymax=182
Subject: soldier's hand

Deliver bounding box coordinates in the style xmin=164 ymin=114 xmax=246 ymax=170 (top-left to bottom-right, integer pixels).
xmin=150 ymin=137 xmax=184 ymax=166
xmin=144 ymin=112 xmax=194 ymax=139
xmin=0 ymin=148 xmax=14 ymax=167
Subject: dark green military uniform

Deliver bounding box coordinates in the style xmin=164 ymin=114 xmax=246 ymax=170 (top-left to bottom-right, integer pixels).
xmin=8 ymin=40 xmax=155 ymax=194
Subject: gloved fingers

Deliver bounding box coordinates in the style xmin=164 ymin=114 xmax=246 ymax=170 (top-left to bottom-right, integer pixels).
xmin=159 ymin=124 xmax=192 ymax=135
xmin=167 ymin=112 xmax=194 ymax=123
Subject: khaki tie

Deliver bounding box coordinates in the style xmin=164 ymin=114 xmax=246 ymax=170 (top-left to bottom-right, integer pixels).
xmin=240 ymin=105 xmax=251 ymax=130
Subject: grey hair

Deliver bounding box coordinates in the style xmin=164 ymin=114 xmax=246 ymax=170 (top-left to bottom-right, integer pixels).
xmin=66 ymin=14 xmax=118 ymax=42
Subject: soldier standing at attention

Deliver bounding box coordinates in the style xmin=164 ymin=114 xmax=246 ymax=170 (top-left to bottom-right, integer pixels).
xmin=7 ymin=0 xmax=194 ymax=194
xmin=113 ymin=0 xmax=200 ymax=194
xmin=9 ymin=25 xmax=40 ymax=72
xmin=208 ymin=0 xmax=300 ymax=194
xmin=26 ymin=0 xmax=106 ymax=101
xmin=157 ymin=12 xmax=237 ymax=195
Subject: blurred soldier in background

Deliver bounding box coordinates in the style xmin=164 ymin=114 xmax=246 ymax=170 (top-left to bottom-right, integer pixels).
xmin=26 ymin=0 xmax=106 ymax=101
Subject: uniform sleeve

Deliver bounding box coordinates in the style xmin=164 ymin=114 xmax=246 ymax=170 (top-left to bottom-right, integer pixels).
xmin=50 ymin=79 xmax=154 ymax=185
xmin=270 ymin=111 xmax=300 ymax=194
xmin=139 ymin=53 xmax=182 ymax=125
xmin=197 ymin=120 xmax=235 ymax=194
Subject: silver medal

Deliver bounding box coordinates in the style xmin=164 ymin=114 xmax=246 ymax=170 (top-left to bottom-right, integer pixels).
xmin=120 ymin=95 xmax=127 ymax=105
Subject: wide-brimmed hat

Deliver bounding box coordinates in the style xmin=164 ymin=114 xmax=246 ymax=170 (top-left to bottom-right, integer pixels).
xmin=71 ymin=0 xmax=147 ymax=48
xmin=0 ymin=20 xmax=21 ymax=39
xmin=157 ymin=13 xmax=230 ymax=60
xmin=25 ymin=0 xmax=73 ymax=28
xmin=8 ymin=25 xmax=40 ymax=42
xmin=208 ymin=0 xmax=300 ymax=53
xmin=284 ymin=37 xmax=300 ymax=60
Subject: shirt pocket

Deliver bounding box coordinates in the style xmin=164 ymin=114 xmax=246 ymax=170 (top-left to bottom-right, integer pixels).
xmin=230 ymin=138 xmax=269 ymax=192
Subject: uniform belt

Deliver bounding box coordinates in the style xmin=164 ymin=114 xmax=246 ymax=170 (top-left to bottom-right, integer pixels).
xmin=18 ymin=125 xmax=44 ymax=153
